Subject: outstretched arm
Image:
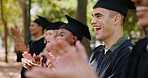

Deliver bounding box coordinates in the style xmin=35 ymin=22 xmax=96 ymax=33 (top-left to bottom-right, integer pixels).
xmin=10 ymin=24 xmax=28 ymax=52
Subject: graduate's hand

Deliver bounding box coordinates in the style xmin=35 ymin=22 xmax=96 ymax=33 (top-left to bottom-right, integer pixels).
xmin=10 ymin=24 xmax=23 ymax=43
xmin=15 ymin=42 xmax=28 ymax=52
xmin=10 ymin=24 xmax=20 ymax=37
xmin=22 ymin=58 xmax=34 ymax=70
xmin=22 ymin=58 xmax=44 ymax=70
xmin=22 ymin=52 xmax=34 ymax=70
xmin=46 ymin=40 xmax=88 ymax=63
xmin=22 ymin=52 xmax=45 ymax=70
xmin=25 ymin=40 xmax=98 ymax=78
xmin=22 ymin=52 xmax=33 ymax=60
xmin=23 ymin=52 xmax=42 ymax=65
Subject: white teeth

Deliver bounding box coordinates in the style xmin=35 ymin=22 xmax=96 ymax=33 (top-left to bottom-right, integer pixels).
xmin=94 ymin=27 xmax=101 ymax=29
xmin=136 ymin=6 xmax=148 ymax=11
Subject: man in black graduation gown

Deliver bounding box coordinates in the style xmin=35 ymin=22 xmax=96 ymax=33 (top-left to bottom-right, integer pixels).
xmin=11 ymin=15 xmax=50 ymax=78
xmin=89 ymin=0 xmax=135 ymax=78
xmin=121 ymin=0 xmax=148 ymax=78
xmin=20 ymin=16 xmax=50 ymax=78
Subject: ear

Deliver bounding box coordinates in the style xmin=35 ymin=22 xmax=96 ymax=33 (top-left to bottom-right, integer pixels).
xmin=39 ymin=26 xmax=43 ymax=30
xmin=72 ymin=36 xmax=78 ymax=43
xmin=113 ymin=14 xmax=121 ymax=26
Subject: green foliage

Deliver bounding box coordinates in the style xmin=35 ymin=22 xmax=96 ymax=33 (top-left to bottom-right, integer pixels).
xmin=124 ymin=9 xmax=140 ymax=43
xmin=31 ymin=0 xmax=76 ymax=23
xmin=87 ymin=0 xmax=97 ymax=44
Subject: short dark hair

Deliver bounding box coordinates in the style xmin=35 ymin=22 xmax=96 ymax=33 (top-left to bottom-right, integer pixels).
xmin=109 ymin=10 xmax=125 ymax=26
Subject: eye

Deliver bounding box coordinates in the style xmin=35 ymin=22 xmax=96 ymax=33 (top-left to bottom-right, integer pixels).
xmin=60 ymin=35 xmax=64 ymax=37
xmin=96 ymin=15 xmax=101 ymax=18
xmin=48 ymin=33 xmax=51 ymax=35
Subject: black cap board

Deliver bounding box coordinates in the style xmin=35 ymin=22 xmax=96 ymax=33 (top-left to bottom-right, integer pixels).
xmin=46 ymin=21 xmax=65 ymax=30
xmin=60 ymin=15 xmax=91 ymax=41
xmin=34 ymin=15 xmax=51 ymax=30
xmin=93 ymin=0 xmax=135 ymax=17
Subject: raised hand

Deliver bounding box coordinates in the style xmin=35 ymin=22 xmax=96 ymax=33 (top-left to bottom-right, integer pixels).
xmin=10 ymin=24 xmax=20 ymax=37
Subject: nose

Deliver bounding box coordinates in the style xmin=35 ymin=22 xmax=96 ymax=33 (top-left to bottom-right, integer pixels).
xmin=91 ymin=17 xmax=97 ymax=24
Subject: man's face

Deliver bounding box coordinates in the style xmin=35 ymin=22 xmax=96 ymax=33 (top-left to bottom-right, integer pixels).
xmin=132 ymin=0 xmax=148 ymax=27
xmin=44 ymin=30 xmax=57 ymax=44
xmin=91 ymin=8 xmax=114 ymax=41
xmin=57 ymin=29 xmax=77 ymax=45
xmin=29 ymin=22 xmax=42 ymax=35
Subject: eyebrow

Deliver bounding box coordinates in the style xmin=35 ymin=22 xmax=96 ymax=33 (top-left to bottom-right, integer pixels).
xmin=92 ymin=13 xmax=103 ymax=17
xmin=59 ymin=32 xmax=65 ymax=34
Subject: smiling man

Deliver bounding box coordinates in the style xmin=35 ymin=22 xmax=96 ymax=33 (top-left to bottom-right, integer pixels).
xmin=89 ymin=0 xmax=135 ymax=78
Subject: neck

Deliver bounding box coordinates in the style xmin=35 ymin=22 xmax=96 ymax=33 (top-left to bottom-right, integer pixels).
xmin=104 ymin=32 xmax=124 ymax=49
xmin=34 ymin=32 xmax=43 ymax=39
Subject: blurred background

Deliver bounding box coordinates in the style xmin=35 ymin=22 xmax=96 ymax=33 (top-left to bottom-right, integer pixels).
xmin=0 ymin=0 xmax=147 ymax=78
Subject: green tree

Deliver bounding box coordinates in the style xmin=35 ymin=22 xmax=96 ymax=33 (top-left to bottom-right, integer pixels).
xmin=0 ymin=0 xmax=8 ymax=62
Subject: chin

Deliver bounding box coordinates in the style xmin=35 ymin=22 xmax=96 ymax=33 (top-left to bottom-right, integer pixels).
xmin=96 ymin=36 xmax=102 ymax=41
xmin=139 ymin=19 xmax=148 ymax=27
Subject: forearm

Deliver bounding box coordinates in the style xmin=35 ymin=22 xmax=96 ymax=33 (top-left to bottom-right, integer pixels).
xmin=14 ymin=35 xmax=22 ymax=43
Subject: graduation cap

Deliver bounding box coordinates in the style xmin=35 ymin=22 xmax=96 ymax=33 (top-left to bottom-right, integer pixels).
xmin=34 ymin=15 xmax=51 ymax=30
xmin=93 ymin=0 xmax=136 ymax=17
xmin=46 ymin=21 xmax=65 ymax=30
xmin=60 ymin=15 xmax=91 ymax=41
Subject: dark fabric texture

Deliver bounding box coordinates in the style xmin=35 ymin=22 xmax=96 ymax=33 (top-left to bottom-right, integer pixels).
xmin=89 ymin=40 xmax=133 ymax=78
xmin=121 ymin=38 xmax=148 ymax=78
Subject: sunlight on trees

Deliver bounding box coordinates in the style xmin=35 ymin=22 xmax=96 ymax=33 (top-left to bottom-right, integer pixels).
xmin=0 ymin=0 xmax=143 ymax=55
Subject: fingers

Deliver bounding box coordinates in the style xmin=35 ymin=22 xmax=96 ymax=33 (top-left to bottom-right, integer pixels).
xmin=25 ymin=67 xmax=58 ymax=78
xmin=33 ymin=53 xmax=41 ymax=64
xmin=22 ymin=52 xmax=33 ymax=60
xmin=44 ymin=51 xmax=53 ymax=60
xmin=44 ymin=51 xmax=57 ymax=68
xmin=15 ymin=24 xmax=18 ymax=29
xmin=46 ymin=41 xmax=60 ymax=56
xmin=75 ymin=40 xmax=88 ymax=63
xmin=40 ymin=58 xmax=44 ymax=66
xmin=47 ymin=39 xmax=72 ymax=56
xmin=10 ymin=25 xmax=14 ymax=33
xmin=25 ymin=66 xmax=76 ymax=78
xmin=22 ymin=58 xmax=33 ymax=70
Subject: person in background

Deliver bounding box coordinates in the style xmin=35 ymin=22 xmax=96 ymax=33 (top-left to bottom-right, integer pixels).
xmin=11 ymin=15 xmax=50 ymax=78
xmin=46 ymin=15 xmax=91 ymax=57
xmin=22 ymin=21 xmax=65 ymax=70
xmin=121 ymin=0 xmax=148 ymax=78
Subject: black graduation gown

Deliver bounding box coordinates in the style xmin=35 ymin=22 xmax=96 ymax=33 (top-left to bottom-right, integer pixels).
xmin=121 ymin=38 xmax=148 ymax=78
xmin=19 ymin=37 xmax=45 ymax=78
xmin=89 ymin=40 xmax=133 ymax=78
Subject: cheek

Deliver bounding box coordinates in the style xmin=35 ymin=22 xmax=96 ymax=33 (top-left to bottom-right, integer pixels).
xmin=46 ymin=43 xmax=51 ymax=52
xmin=62 ymin=36 xmax=71 ymax=43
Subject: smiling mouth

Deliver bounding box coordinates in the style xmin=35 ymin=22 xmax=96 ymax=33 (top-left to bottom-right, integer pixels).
xmin=94 ymin=27 xmax=101 ymax=31
xmin=136 ymin=6 xmax=148 ymax=11
xmin=47 ymin=41 xmax=50 ymax=43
